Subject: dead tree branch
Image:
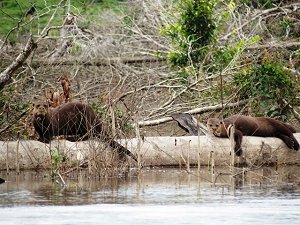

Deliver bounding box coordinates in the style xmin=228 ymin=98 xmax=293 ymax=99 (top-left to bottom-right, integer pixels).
xmin=246 ymin=41 xmax=300 ymax=50
xmin=0 ymin=36 xmax=37 ymax=90
xmin=32 ymin=56 xmax=162 ymax=66
xmin=222 ymin=2 xmax=300 ymax=41
xmin=135 ymin=100 xmax=247 ymax=127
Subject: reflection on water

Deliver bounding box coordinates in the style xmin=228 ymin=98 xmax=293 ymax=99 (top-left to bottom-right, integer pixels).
xmin=0 ymin=166 xmax=300 ymax=224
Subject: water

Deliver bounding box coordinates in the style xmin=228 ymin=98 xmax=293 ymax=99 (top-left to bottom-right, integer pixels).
xmin=0 ymin=167 xmax=300 ymax=225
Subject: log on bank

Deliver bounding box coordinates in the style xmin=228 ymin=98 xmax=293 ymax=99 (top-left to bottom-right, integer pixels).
xmin=0 ymin=134 xmax=300 ymax=170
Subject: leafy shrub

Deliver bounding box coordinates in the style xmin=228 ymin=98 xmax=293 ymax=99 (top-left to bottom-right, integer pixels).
xmin=233 ymin=61 xmax=298 ymax=118
xmin=160 ymin=0 xmax=217 ymax=67
xmin=211 ymin=35 xmax=260 ymax=72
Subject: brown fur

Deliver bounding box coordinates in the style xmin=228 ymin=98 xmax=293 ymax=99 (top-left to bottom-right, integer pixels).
xmin=59 ymin=75 xmax=71 ymax=103
xmin=32 ymin=101 xmax=137 ymax=161
xmin=45 ymin=89 xmax=64 ymax=108
xmin=207 ymin=115 xmax=299 ymax=156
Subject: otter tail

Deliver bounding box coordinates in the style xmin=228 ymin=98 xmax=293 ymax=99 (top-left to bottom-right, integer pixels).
xmin=93 ymin=121 xmax=138 ymax=162
xmin=109 ymin=139 xmax=138 ymax=162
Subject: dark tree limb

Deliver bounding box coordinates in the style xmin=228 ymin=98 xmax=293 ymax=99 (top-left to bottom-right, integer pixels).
xmin=0 ymin=36 xmax=37 ymax=90
xmin=171 ymin=113 xmax=198 ymax=135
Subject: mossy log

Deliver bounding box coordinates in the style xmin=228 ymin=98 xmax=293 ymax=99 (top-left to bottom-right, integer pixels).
xmin=0 ymin=134 xmax=300 ymax=170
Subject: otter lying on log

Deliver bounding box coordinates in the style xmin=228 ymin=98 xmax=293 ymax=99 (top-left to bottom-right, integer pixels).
xmin=32 ymin=101 xmax=137 ymax=162
xmin=207 ymin=115 xmax=299 ymax=156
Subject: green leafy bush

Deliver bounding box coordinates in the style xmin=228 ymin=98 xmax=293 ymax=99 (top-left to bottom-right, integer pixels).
xmin=51 ymin=147 xmax=64 ymax=170
xmin=233 ymin=61 xmax=298 ymax=118
xmin=0 ymin=0 xmax=125 ymax=43
xmin=211 ymin=35 xmax=260 ymax=72
xmin=161 ymin=0 xmax=217 ymax=67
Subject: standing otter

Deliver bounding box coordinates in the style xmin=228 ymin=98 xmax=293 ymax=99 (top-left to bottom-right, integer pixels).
xmin=207 ymin=115 xmax=299 ymax=156
xmin=32 ymin=101 xmax=137 ymax=161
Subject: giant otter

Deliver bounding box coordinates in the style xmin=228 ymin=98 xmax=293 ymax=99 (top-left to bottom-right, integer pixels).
xmin=32 ymin=101 xmax=137 ymax=161
xmin=207 ymin=115 xmax=299 ymax=156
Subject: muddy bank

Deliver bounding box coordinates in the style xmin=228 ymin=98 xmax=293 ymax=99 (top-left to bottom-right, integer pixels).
xmin=1 ymin=134 xmax=300 ymax=170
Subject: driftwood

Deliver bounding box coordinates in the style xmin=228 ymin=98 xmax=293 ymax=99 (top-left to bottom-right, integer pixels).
xmin=1 ymin=134 xmax=300 ymax=170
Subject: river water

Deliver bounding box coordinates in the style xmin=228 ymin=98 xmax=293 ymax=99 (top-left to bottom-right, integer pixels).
xmin=0 ymin=166 xmax=300 ymax=225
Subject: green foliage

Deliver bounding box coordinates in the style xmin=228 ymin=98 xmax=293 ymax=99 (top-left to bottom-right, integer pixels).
xmin=161 ymin=0 xmax=217 ymax=67
xmin=91 ymin=101 xmax=106 ymax=117
xmin=51 ymin=147 xmax=64 ymax=170
xmin=0 ymin=0 xmax=125 ymax=43
xmin=160 ymin=0 xmax=260 ymax=81
xmin=211 ymin=35 xmax=260 ymax=72
xmin=279 ymin=17 xmax=294 ymax=36
xmin=233 ymin=61 xmax=298 ymax=118
xmin=0 ymin=0 xmax=62 ymax=43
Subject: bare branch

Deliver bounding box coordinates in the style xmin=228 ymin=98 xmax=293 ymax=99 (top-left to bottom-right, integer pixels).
xmin=32 ymin=56 xmax=162 ymax=66
xmin=246 ymin=41 xmax=300 ymax=50
xmin=222 ymin=3 xmax=300 ymax=41
xmin=0 ymin=36 xmax=37 ymax=90
xmin=135 ymin=100 xmax=247 ymax=127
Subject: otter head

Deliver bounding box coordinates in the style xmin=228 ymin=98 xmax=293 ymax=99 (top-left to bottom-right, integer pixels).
xmin=33 ymin=101 xmax=49 ymax=117
xmin=207 ymin=118 xmax=223 ymax=137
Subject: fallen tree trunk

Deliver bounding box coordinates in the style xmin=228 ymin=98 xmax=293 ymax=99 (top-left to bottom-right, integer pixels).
xmin=32 ymin=56 xmax=162 ymax=67
xmin=1 ymin=134 xmax=300 ymax=170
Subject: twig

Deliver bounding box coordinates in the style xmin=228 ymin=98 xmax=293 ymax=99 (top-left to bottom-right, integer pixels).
xmin=16 ymin=132 xmax=20 ymax=174
xmin=56 ymin=171 xmax=66 ymax=186
xmin=197 ymin=119 xmax=202 ymax=174
xmin=135 ymin=117 xmax=143 ymax=173
xmin=222 ymin=3 xmax=300 ymax=41
xmin=6 ymin=142 xmax=9 ymax=174
xmin=39 ymin=0 xmax=66 ymax=38
xmin=282 ymin=99 xmax=300 ymax=122
xmin=229 ymin=125 xmax=236 ymax=170
xmin=61 ymin=160 xmax=88 ymax=175
xmin=0 ymin=108 xmax=31 ymax=134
